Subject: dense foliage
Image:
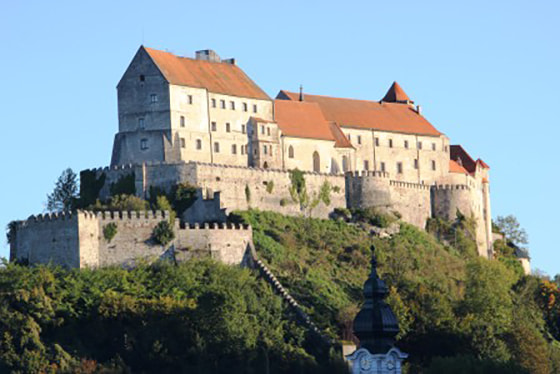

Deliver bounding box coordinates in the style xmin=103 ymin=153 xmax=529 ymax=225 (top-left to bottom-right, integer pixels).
xmin=46 ymin=168 xmax=79 ymax=212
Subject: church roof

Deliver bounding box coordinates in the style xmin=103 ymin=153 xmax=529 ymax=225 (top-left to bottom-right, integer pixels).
xmin=276 ymin=90 xmax=441 ymax=136
xmin=273 ymin=100 xmax=352 ymax=148
xmin=143 ymin=47 xmax=270 ymax=100
xmin=382 ymin=81 xmax=412 ymax=103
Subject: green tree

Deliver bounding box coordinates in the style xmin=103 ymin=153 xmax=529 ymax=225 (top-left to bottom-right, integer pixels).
xmin=46 ymin=168 xmax=78 ymax=212
xmin=494 ymin=215 xmax=529 ymax=249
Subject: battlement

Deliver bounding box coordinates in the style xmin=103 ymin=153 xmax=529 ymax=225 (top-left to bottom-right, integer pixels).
xmin=432 ymin=184 xmax=471 ymax=191
xmin=390 ymin=180 xmax=431 ymax=190
xmin=346 ymin=170 xmax=390 ymax=178
xmin=94 ymin=210 xmax=171 ymax=221
xmin=180 ymin=222 xmax=251 ymax=230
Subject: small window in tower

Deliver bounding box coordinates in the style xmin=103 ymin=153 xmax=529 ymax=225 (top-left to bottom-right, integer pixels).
xmin=414 ymin=159 xmax=418 ymax=169
xmin=180 ymin=116 xmax=185 ymax=127
xmin=211 ymin=122 xmax=217 ymax=131
xmin=375 ymin=137 xmax=380 ymax=146
xmin=253 ymin=104 xmax=257 ymax=113
xmin=242 ymin=124 xmax=246 ymax=134
xmin=232 ymin=144 xmax=237 ymax=154
xmin=380 ymin=162 xmax=386 ymax=172
xmin=432 ymin=143 xmax=436 ymax=151
xmin=150 ymin=94 xmax=158 ymax=103
xmin=389 ymin=139 xmax=393 ymax=148
xmin=230 ymin=101 xmax=235 ymax=110
xmin=214 ymin=142 xmax=220 ymax=153
xmin=243 ymin=102 xmax=248 ymax=112
xmin=211 ymin=98 xmax=216 ymax=108
xmin=404 ymin=140 xmax=409 ymax=149
xmin=188 ymin=95 xmax=193 ymax=104
xmin=444 ymin=145 xmax=449 ymax=152
xmin=364 ymin=160 xmax=369 ymax=170
xmin=431 ymin=160 xmax=436 ymax=170
xmin=196 ymin=139 xmax=202 ymax=150
xmin=139 ymin=75 xmax=145 ymax=82
xmin=288 ymin=145 xmax=294 ymax=159
xmin=397 ymin=162 xmax=403 ymax=174
xmin=267 ymin=127 xmax=271 ymax=136
xmin=226 ymin=123 xmax=231 ymax=132
xmin=418 ymin=141 xmax=423 ymax=149
xmin=138 ymin=118 xmax=145 ymax=129
xmin=180 ymin=138 xmax=186 ymax=148
xmin=357 ymin=135 xmax=362 ymax=145
xmin=140 ymin=139 xmax=148 ymax=150
xmin=220 ymin=100 xmax=226 ymax=109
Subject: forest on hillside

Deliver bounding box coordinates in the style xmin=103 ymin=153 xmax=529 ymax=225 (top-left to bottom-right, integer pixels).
xmin=2 ymin=208 xmax=560 ymax=373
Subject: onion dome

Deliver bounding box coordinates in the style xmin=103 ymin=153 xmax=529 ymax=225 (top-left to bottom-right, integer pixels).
xmin=352 ymin=245 xmax=400 ymax=353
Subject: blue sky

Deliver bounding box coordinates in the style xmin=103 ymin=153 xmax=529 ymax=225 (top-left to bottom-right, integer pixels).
xmin=1 ymin=0 xmax=558 ymax=274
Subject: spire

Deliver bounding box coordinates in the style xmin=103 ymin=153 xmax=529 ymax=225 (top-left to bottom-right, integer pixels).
xmin=352 ymin=245 xmax=400 ymax=354
xmin=381 ymin=81 xmax=413 ymax=104
xmin=299 ymin=84 xmax=304 ymax=101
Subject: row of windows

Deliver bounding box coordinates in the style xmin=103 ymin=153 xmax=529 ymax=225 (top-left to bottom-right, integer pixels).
xmin=211 ymin=98 xmax=258 ymax=113
xmin=379 ymin=160 xmax=437 ymax=173
xmin=344 ymin=134 xmax=448 ymax=152
xmin=210 ymin=121 xmax=246 ymax=133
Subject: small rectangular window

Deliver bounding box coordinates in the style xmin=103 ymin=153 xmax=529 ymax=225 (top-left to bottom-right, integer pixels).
xmin=397 ymin=162 xmax=403 ymax=174
xmin=138 ymin=118 xmax=145 ymax=129
xmin=188 ymin=95 xmax=193 ymax=104
xmin=180 ymin=116 xmax=185 ymax=127
xmin=211 ymin=122 xmax=217 ymax=131
xmin=140 ymin=139 xmax=148 ymax=150
xmin=230 ymin=101 xmax=235 ymax=110
xmin=150 ymin=94 xmax=158 ymax=103
xmin=380 ymin=162 xmax=386 ymax=172
xmin=414 ymin=159 xmax=418 ymax=169
xmin=241 ymin=145 xmax=245 ymax=155
xmin=418 ymin=141 xmax=423 ymax=149
xmin=347 ymin=133 xmax=351 ymax=141
xmin=196 ymin=139 xmax=202 ymax=150
xmin=263 ymin=145 xmax=268 ymax=155
xmin=261 ymin=125 xmax=265 ymax=135
xmin=404 ymin=140 xmax=409 ymax=149
xmin=432 ymin=143 xmax=436 ymax=151
xmin=364 ymin=160 xmax=369 ymax=170
xmin=444 ymin=145 xmax=449 ymax=152
xmin=214 ymin=142 xmax=220 ymax=153
xmin=180 ymin=138 xmax=186 ymax=148
xmin=389 ymin=139 xmax=393 ymax=148
xmin=220 ymin=100 xmax=225 ymax=109
xmin=226 ymin=123 xmax=231 ymax=132
xmin=253 ymin=104 xmax=257 ymax=113
xmin=243 ymin=103 xmax=248 ymax=112
xmin=242 ymin=124 xmax=246 ymax=134
xmin=232 ymin=144 xmax=237 ymax=154
xmin=375 ymin=137 xmax=380 ymax=146
xmin=211 ymin=98 xmax=216 ymax=108
xmin=357 ymin=135 xmax=362 ymax=145
xmin=431 ymin=160 xmax=436 ymax=170
xmin=267 ymin=127 xmax=271 ymax=136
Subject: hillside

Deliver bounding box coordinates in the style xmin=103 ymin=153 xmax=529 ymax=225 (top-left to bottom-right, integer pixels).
xmin=1 ymin=210 xmax=560 ymax=373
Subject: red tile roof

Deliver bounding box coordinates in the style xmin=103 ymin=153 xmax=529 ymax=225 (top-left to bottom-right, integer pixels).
xmin=329 ymin=122 xmax=354 ymax=148
xmin=274 ymin=100 xmax=336 ymax=142
xmin=449 ymin=159 xmax=469 ymax=174
xmin=477 ymin=159 xmax=490 ymax=169
xmin=276 ymin=90 xmax=441 ymax=136
xmin=143 ymin=47 xmax=270 ymax=100
xmin=450 ymin=145 xmax=491 ymax=174
xmin=382 ymin=81 xmax=412 ymax=103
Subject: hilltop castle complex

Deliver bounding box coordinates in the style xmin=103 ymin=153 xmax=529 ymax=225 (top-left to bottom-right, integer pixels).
xmin=10 ymin=46 xmax=496 ymax=268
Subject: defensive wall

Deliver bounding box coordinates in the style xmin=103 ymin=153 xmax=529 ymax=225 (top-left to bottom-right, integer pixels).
xmin=11 ymin=210 xmax=253 ymax=268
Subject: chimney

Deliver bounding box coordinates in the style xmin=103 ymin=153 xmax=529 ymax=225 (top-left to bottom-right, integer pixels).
xmin=195 ymin=49 xmax=221 ymax=62
xmin=299 ymin=85 xmax=304 ymax=102
xmin=221 ymin=58 xmax=236 ymax=65
xmin=416 ymin=105 xmax=422 ymax=115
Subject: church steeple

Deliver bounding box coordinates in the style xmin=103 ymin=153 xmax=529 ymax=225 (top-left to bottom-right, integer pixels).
xmin=381 ymin=81 xmax=413 ymax=104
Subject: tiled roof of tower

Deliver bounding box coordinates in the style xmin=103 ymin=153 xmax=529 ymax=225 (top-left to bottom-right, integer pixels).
xmin=144 ymin=47 xmax=270 ymax=100
xmin=449 ymin=160 xmax=469 ymax=174
xmin=276 ymin=90 xmax=441 ymax=136
xmin=274 ymin=100 xmax=337 ymax=142
xmin=382 ymin=81 xmax=412 ymax=103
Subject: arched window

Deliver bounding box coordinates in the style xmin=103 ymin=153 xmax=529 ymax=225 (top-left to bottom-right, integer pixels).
xmin=313 ymin=151 xmax=320 ymax=172
xmin=288 ymin=145 xmax=294 ymax=159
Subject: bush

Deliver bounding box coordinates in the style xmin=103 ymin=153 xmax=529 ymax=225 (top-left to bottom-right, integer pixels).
xmin=351 ymin=207 xmax=397 ymax=228
xmin=152 ymin=221 xmax=175 ymax=246
xmin=110 ymin=173 xmax=136 ymax=196
xmin=88 ymin=194 xmax=149 ymax=212
xmin=102 ymin=223 xmax=118 ymax=242
xmin=279 ymin=198 xmax=288 ymax=207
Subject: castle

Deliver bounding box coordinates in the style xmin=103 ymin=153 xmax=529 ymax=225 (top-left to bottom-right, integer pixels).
xmin=10 ymin=46 xmax=495 ymax=267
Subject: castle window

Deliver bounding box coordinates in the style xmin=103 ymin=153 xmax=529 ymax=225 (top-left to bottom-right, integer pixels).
xmin=444 ymin=145 xmax=449 ymax=152
xmin=431 ymin=160 xmax=436 ymax=170
xmin=180 ymin=116 xmax=185 ymax=127
xmin=188 ymin=95 xmax=193 ymax=104
xmin=414 ymin=159 xmax=418 ymax=169
xmin=232 ymin=144 xmax=237 ymax=154
xmin=404 ymin=140 xmax=409 ymax=149
xmin=180 ymin=138 xmax=186 ymax=148
xmin=214 ymin=142 xmax=220 ymax=153
xmin=288 ymin=145 xmax=294 ymax=158
xmin=241 ymin=145 xmax=245 ymax=155
xmin=253 ymin=104 xmax=257 ymax=113
xmin=267 ymin=127 xmax=271 ymax=136
xmin=263 ymin=145 xmax=268 ymax=155
xmin=375 ymin=137 xmax=380 ymax=146
xmin=196 ymin=139 xmax=202 ymax=150
xmin=140 ymin=139 xmax=148 ymax=150
xmin=150 ymin=94 xmax=158 ymax=103
xmin=389 ymin=139 xmax=393 ymax=148
xmin=347 ymin=133 xmax=351 ymax=141
xmin=432 ymin=143 xmax=436 ymax=151
xmin=364 ymin=160 xmax=369 ymax=170
xmin=397 ymin=162 xmax=403 ymax=174
xmin=357 ymin=135 xmax=362 ymax=145
xmin=211 ymin=122 xmax=217 ymax=131
xmin=261 ymin=125 xmax=265 ymax=135
xmin=226 ymin=123 xmax=231 ymax=132
xmin=243 ymin=102 xmax=248 ymax=112
xmin=139 ymin=75 xmax=145 ymax=82
xmin=211 ymin=98 xmax=216 ymax=108
xmin=220 ymin=100 xmax=226 ymax=109
xmin=138 ymin=118 xmax=145 ymax=129
xmin=380 ymin=162 xmax=386 ymax=172
xmin=417 ymin=141 xmax=423 ymax=149
xmin=242 ymin=124 xmax=246 ymax=134
xmin=230 ymin=101 xmax=235 ymax=110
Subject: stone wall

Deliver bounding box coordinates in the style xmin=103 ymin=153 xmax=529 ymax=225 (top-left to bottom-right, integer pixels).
xmin=389 ymin=180 xmax=431 ymax=228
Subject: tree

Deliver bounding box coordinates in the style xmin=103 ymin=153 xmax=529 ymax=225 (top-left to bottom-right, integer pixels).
xmin=494 ymin=215 xmax=528 ymax=249
xmin=46 ymin=168 xmax=78 ymax=212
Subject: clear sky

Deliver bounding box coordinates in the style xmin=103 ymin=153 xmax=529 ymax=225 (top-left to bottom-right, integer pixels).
xmin=1 ymin=0 xmax=558 ymax=274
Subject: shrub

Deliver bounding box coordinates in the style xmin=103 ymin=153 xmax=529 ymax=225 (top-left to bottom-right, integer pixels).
xmin=110 ymin=173 xmax=136 ymax=196
xmin=102 ymin=223 xmax=118 ymax=243
xmin=152 ymin=221 xmax=175 ymax=246
xmin=351 ymin=207 xmax=396 ymax=228
xmin=78 ymin=170 xmax=106 ymax=208
xmin=89 ymin=194 xmax=149 ymax=212
xmin=279 ymin=198 xmax=288 ymax=207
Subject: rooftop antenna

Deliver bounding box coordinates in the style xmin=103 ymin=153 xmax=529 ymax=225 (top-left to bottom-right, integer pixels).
xmin=299 ymin=84 xmax=304 ymax=101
